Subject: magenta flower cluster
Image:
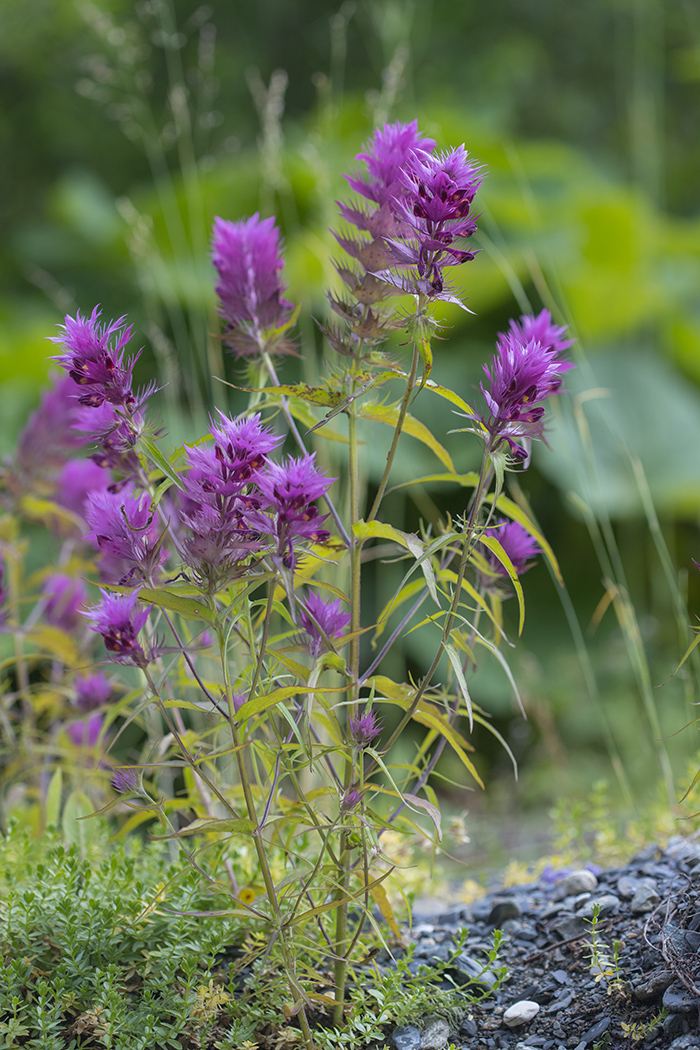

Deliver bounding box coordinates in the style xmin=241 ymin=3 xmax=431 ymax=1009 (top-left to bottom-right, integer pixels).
xmin=51 ymin=308 xmax=140 ymax=410
xmin=298 ymin=590 xmax=350 ymax=658
xmin=479 ymin=309 xmax=574 ymax=460
xmin=181 ymin=412 xmax=333 ymax=584
xmin=83 ymin=589 xmax=151 ymax=666
xmin=336 ymin=120 xmax=484 ymax=305
xmin=212 ymin=213 xmax=295 ymax=359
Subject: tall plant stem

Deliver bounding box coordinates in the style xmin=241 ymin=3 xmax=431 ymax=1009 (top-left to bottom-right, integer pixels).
xmin=348 ymin=400 xmax=362 ymax=708
xmin=367 ymin=342 xmax=420 ymax=524
xmin=370 ymin=448 xmax=493 ymax=764
xmin=332 ymin=829 xmax=351 ymax=1027
xmin=217 ymin=617 xmax=315 ymax=1049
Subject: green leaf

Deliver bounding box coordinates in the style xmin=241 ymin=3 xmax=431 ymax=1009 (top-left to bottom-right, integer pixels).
xmin=235 ymin=685 xmax=303 ymax=722
xmin=138 ymin=587 xmax=215 ymax=624
xmin=358 ymin=404 xmax=457 ymax=472
xmin=478 ymin=534 xmax=526 ymax=635
xmin=420 ymin=378 xmax=477 ymax=418
xmin=44 ymin=767 xmax=62 ymax=830
xmin=154 ymin=817 xmax=256 ymax=839
xmin=140 ymin=435 xmax=185 ymax=492
xmin=62 ymin=789 xmax=96 ymax=854
xmin=444 ymin=642 xmax=473 ymax=727
xmin=416 ymin=338 xmax=433 ymax=384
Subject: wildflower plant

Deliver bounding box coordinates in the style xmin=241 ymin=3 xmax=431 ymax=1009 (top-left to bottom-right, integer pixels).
xmin=0 ymin=120 xmax=572 ymax=1047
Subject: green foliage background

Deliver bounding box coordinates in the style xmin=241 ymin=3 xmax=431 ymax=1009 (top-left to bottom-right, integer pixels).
xmin=2 ymin=0 xmax=700 ymax=839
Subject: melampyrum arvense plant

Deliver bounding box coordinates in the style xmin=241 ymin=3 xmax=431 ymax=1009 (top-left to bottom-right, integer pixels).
xmin=0 ymin=120 xmax=572 ymax=1045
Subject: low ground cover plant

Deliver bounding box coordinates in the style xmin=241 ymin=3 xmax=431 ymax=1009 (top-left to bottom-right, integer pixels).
xmin=0 ymin=119 xmax=571 ymax=1046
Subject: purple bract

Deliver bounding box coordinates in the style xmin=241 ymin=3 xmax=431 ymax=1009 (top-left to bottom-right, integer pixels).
xmin=212 ymin=214 xmax=294 ymax=358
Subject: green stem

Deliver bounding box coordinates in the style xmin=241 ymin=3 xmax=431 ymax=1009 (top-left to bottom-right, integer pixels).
xmin=217 ymin=615 xmax=315 ymax=1048
xmin=367 ymin=342 xmax=420 ymax=524
xmin=369 ymin=447 xmax=494 ymax=763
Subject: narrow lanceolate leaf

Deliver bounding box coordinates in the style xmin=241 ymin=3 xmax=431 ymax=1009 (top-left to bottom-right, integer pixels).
xmin=400 ymin=792 xmax=443 ymax=842
xmin=669 ymin=630 xmax=700 ymax=682
xmin=140 ymin=436 xmax=185 ymax=491
xmin=369 ymin=682 xmax=483 ymax=788
xmin=138 ymin=587 xmax=215 ymax=625
xmin=226 ymin=381 xmax=345 ymax=408
xmin=361 ymin=872 xmax=402 ymax=937
xmin=416 ymin=338 xmax=433 ymax=384
xmin=420 ymin=379 xmax=477 ymax=418
xmin=444 ymin=642 xmax=473 ymax=728
xmin=358 ymin=404 xmax=456 ymax=473
xmin=352 ymin=521 xmax=438 ymax=604
xmin=478 ymin=534 xmax=526 ymax=636
xmin=153 ymin=817 xmax=256 ymax=839
xmin=235 ymin=685 xmax=305 ymax=722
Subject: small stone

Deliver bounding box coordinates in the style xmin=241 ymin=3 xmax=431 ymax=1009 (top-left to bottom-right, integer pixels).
xmin=669 ymin=1036 xmax=700 ymax=1049
xmin=663 ymin=982 xmax=700 ymax=1014
xmin=421 ymin=1018 xmax=450 ymax=1049
xmin=666 ymin=835 xmax=700 ymax=866
xmin=459 ymin=1018 xmax=478 ymax=1038
xmin=581 ymin=1017 xmax=610 ymax=1043
xmin=551 ymin=969 xmax=569 ymax=984
xmin=575 ymin=894 xmax=619 ymax=919
xmin=550 ymin=915 xmax=587 ymax=942
xmin=632 ymin=968 xmax=674 ymax=1001
xmin=616 ymin=874 xmax=640 ymax=897
xmin=451 ymin=952 xmax=500 ymax=991
xmin=551 ymin=869 xmax=598 ymax=900
xmin=488 ymin=898 xmax=523 ymax=925
xmin=546 ymin=991 xmax=574 ymax=1013
xmin=392 ymin=1024 xmax=422 ymax=1050
xmin=504 ymin=1001 xmax=541 ymax=1028
xmin=630 ymin=884 xmax=660 ymax=913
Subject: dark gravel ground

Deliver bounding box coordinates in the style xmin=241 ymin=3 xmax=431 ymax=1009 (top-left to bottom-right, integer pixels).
xmin=381 ymin=835 xmax=700 ymax=1050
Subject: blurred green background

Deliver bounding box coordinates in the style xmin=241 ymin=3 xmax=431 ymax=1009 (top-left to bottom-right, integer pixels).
xmin=2 ymin=0 xmax=700 ymax=855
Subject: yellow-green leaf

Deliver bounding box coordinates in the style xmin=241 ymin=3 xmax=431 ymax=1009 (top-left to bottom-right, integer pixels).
xmin=359 ymin=405 xmax=456 ymax=473
xmin=478 ymin=534 xmax=526 ymax=635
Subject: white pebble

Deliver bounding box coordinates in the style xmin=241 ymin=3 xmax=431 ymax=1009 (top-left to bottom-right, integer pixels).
xmin=503 ymin=1000 xmax=541 ymax=1028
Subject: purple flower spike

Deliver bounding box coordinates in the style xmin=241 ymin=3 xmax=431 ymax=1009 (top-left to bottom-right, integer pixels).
xmin=85 ymin=486 xmax=166 ymax=584
xmin=111 ymin=767 xmax=142 ymax=794
xmin=67 ymin=712 xmax=104 ymax=748
xmin=83 ymin=589 xmax=151 ymax=666
xmin=256 ymin=453 xmax=334 ymax=567
xmin=41 ymin=574 xmax=87 ymax=632
xmin=298 ymin=591 xmax=350 ymax=658
xmin=348 ymin=708 xmax=382 ymax=748
xmin=75 ymin=672 xmax=114 ymax=712
xmin=212 ymin=213 xmax=295 ymax=359
xmin=341 ymin=786 xmax=364 ymax=811
xmin=507 ymin=309 xmax=574 ymax=356
xmin=482 ymin=519 xmax=540 ymax=586
xmin=55 ymin=458 xmax=111 ymax=521
xmin=383 ymin=145 xmax=485 ymax=299
xmin=479 ymin=316 xmax=573 ymax=461
xmin=340 ymin=120 xmax=436 ymax=238
xmin=51 ymin=307 xmax=139 ymax=410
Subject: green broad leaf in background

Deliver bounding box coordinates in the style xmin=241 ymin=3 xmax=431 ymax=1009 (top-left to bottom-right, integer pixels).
xmin=44 ymin=767 xmax=62 ymax=830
